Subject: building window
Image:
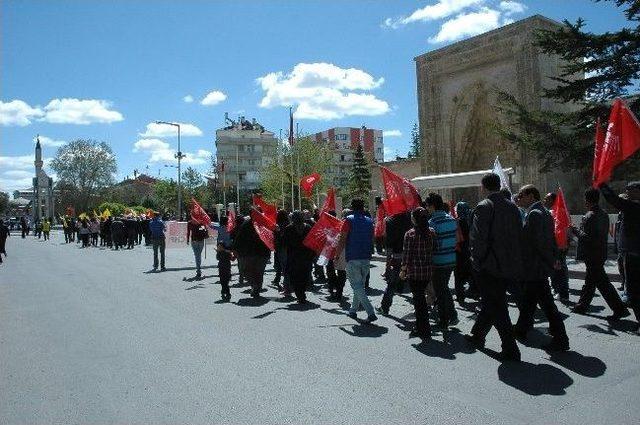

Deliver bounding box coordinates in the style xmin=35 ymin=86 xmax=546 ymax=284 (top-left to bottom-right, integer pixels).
xmin=246 ymin=145 xmax=255 ymax=152
xmin=238 ymin=145 xmax=245 ymax=152
xmin=340 ymin=155 xmax=345 ymax=162
xmin=336 ymin=134 xmax=347 ymax=141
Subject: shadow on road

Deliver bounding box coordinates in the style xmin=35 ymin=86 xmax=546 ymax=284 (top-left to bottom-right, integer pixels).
xmin=339 ymin=323 xmax=388 ymax=338
xmin=498 ymin=361 xmax=573 ymax=396
xmin=547 ymin=350 xmax=606 ymax=378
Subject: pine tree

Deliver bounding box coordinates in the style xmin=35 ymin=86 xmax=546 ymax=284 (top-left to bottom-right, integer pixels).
xmin=346 ymin=144 xmax=372 ymax=201
xmin=498 ymin=0 xmax=639 ymax=174
xmin=409 ymin=122 xmax=421 ymax=158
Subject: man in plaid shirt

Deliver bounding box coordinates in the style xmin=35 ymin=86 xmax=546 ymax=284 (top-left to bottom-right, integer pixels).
xmin=400 ymin=207 xmax=436 ymax=339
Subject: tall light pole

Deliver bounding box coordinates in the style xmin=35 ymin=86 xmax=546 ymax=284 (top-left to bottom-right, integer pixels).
xmin=156 ymin=121 xmax=184 ymax=219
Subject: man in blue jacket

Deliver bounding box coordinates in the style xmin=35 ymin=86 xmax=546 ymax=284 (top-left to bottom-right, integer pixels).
xmin=149 ymin=212 xmax=166 ymax=271
xmin=337 ymin=199 xmax=377 ymax=323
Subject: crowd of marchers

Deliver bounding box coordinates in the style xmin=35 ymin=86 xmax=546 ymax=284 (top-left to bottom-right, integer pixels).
xmin=2 ymin=174 xmax=638 ymax=363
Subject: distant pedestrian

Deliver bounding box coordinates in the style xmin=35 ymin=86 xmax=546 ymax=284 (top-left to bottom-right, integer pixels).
xmin=513 ymin=185 xmax=569 ymax=352
xmin=20 ymin=216 xmax=28 ymax=238
xmin=216 ymin=216 xmax=233 ymax=302
xmin=571 ymin=188 xmax=629 ymax=320
xmin=90 ymin=218 xmax=100 ymax=246
xmin=187 ymin=216 xmax=209 ymax=278
xmin=399 ymin=207 xmax=436 ymax=339
xmin=337 ymin=199 xmax=377 ymax=323
xmin=0 ymin=219 xmax=9 ymax=264
xmin=149 ymin=212 xmax=166 ymax=271
xmin=453 ymin=201 xmax=474 ymax=303
xmin=232 ymin=212 xmax=270 ymax=298
xmin=466 ymin=173 xmax=523 ymax=362
xmin=111 ymin=216 xmax=125 ymax=250
xmin=42 ymin=219 xmax=51 ymax=241
xmin=282 ymin=211 xmax=315 ymax=303
xmin=600 ymin=182 xmax=640 ymax=332
xmin=378 ymin=211 xmax=412 ymax=315
xmin=425 ymin=193 xmax=459 ymax=328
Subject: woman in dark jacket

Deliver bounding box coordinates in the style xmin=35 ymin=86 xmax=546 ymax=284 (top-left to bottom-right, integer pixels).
xmin=282 ymin=211 xmax=315 ymax=303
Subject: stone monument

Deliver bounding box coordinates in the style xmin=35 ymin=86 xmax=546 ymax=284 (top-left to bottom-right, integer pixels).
xmin=33 ymin=136 xmax=54 ymax=220
xmin=415 ymin=15 xmax=583 ymax=207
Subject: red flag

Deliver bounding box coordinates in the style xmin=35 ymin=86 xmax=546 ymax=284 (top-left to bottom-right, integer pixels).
xmin=592 ymin=118 xmax=605 ymax=187
xmin=190 ymin=198 xmax=212 ymax=226
xmin=449 ymin=200 xmax=457 ymax=219
xmin=380 ymin=166 xmax=421 ymax=216
xmin=252 ymin=194 xmax=277 ymax=224
xmin=320 ymin=187 xmax=336 ymax=215
xmin=251 ymin=208 xmax=275 ymax=251
xmin=596 ymin=98 xmax=640 ymax=185
xmin=303 ymin=212 xmax=343 ymax=264
xmin=551 ymin=187 xmax=571 ymax=249
xmin=300 ymin=172 xmax=321 ymax=198
xmin=226 ymin=208 xmax=236 ymax=233
xmin=288 ymin=107 xmax=294 ymax=146
xmin=374 ymin=204 xmax=386 ymax=238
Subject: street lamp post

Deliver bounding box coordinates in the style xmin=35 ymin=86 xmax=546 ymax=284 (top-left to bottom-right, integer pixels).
xmin=156 ymin=121 xmax=184 ymax=219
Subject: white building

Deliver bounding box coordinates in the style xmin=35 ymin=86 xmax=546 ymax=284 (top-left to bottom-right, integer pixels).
xmin=215 ymin=114 xmax=278 ymax=190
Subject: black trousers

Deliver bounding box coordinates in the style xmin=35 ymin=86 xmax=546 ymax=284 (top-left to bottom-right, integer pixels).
xmin=432 ymin=267 xmax=458 ymax=323
xmin=409 ymin=279 xmax=431 ymax=335
xmin=381 ymin=258 xmax=402 ymax=312
xmin=471 ymin=270 xmax=520 ymax=353
xmin=624 ymin=253 xmax=640 ymax=323
xmin=217 ymin=251 xmax=231 ymax=297
xmin=515 ymin=279 xmax=568 ymax=341
xmin=454 ymin=251 xmax=472 ymax=301
xmin=152 ymin=237 xmax=165 ymax=269
xmin=290 ymin=262 xmax=311 ymax=302
xmin=577 ymin=261 xmax=626 ymax=314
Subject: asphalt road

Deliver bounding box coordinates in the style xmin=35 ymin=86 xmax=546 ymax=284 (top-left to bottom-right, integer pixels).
xmin=1 ymin=232 xmax=639 ymax=424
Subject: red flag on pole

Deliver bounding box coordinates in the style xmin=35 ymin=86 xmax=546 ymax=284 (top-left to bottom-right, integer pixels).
xmin=551 ymin=187 xmax=571 ymax=250
xmin=592 ymin=118 xmax=606 ymax=187
xmin=300 ymin=172 xmax=321 ymax=198
xmin=374 ymin=204 xmax=386 ymax=238
xmin=320 ymin=186 xmax=336 ymax=215
xmin=288 ymin=107 xmax=295 ymax=146
xmin=380 ymin=166 xmax=421 ymax=216
xmin=250 ymin=208 xmax=275 ymax=251
xmin=190 ymin=198 xmax=212 ymax=227
xmin=226 ymin=208 xmax=236 ymax=233
xmin=303 ymin=212 xmax=343 ymax=265
xmin=596 ymin=98 xmax=640 ymax=185
xmin=252 ymin=194 xmax=277 ymax=224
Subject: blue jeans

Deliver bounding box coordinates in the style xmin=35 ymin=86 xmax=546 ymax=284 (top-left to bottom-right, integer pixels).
xmin=191 ymin=240 xmax=204 ymax=274
xmin=346 ymin=259 xmax=375 ymax=316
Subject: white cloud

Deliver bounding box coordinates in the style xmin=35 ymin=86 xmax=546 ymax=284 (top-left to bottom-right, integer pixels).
xmin=133 ymin=138 xmax=211 ymax=166
xmin=429 ymin=8 xmax=501 ymax=43
xmin=0 ymin=100 xmax=44 ymax=126
xmin=139 ymin=122 xmax=203 ymax=138
xmin=36 ymin=136 xmax=66 ymax=147
xmin=257 ymin=62 xmax=390 ymax=120
xmin=499 ymin=1 xmax=526 ymax=15
xmin=0 ymin=155 xmax=53 ymax=193
xmin=41 ymin=98 xmax=124 ymax=124
xmin=383 ymin=147 xmax=396 ymax=162
xmin=384 ymin=0 xmax=484 ymax=28
xmin=383 ymin=130 xmax=402 ymax=137
xmin=183 ymin=95 xmax=194 ymax=103
xmin=201 ymin=90 xmax=227 ymax=106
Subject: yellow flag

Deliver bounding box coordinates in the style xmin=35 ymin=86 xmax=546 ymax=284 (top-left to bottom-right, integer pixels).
xmin=79 ymin=212 xmax=88 ymax=220
xmin=101 ymin=208 xmax=111 ymax=219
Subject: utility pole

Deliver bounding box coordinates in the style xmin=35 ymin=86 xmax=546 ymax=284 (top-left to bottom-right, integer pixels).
xmin=156 ymin=121 xmax=184 ymax=219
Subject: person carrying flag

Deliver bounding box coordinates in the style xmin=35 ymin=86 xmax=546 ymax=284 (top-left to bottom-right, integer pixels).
xmin=216 ymin=215 xmax=234 ymax=302
xmin=282 ymin=211 xmax=315 ymax=303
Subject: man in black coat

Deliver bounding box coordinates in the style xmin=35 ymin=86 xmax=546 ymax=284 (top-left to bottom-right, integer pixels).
xmin=378 ymin=211 xmax=412 ymax=315
xmin=600 ymin=181 xmax=640 ymax=331
xmin=513 ymin=185 xmax=569 ymax=351
xmin=571 ymin=188 xmax=629 ymax=319
xmin=466 ymin=173 xmax=523 ymax=362
xmin=232 ymin=212 xmax=271 ymax=298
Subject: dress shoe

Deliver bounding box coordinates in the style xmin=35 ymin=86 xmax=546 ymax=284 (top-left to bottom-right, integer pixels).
xmin=376 ymin=306 xmax=389 ymax=316
xmin=571 ymin=305 xmax=587 ymax=315
xmin=512 ymin=325 xmax=528 ymax=343
xmin=347 ymin=312 xmax=357 ymax=320
xmin=497 ymin=350 xmax=521 ymax=362
xmin=365 ymin=314 xmax=378 ymax=324
xmin=543 ymin=338 xmax=570 ymax=352
xmin=409 ymin=330 xmax=431 ymax=340
xmin=464 ymin=334 xmax=485 ymax=348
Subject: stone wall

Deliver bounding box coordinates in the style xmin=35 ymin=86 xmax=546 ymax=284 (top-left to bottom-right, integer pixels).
xmin=415 ymin=14 xmax=585 ymax=210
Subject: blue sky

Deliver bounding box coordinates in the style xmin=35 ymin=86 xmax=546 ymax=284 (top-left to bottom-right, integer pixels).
xmin=0 ymin=0 xmax=630 ymax=194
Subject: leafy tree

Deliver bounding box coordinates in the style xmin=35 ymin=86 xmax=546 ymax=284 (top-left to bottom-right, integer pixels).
xmin=97 ymin=202 xmax=127 ymax=216
xmin=409 ymin=122 xmax=421 ymax=158
xmin=346 ymin=144 xmax=372 ymax=202
xmin=50 ymin=139 xmax=117 ymax=210
xmin=153 ymin=179 xmax=178 ymax=214
xmin=182 ymin=167 xmax=204 ymax=193
xmin=260 ymin=136 xmax=333 ymax=209
xmin=498 ymin=0 xmax=640 ymax=176
xmin=0 ymin=192 xmax=9 ymax=215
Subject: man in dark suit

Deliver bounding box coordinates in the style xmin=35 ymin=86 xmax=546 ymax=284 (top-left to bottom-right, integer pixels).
xmin=571 ymin=188 xmax=629 ymax=320
xmin=466 ymin=173 xmax=523 ymax=362
xmin=513 ymin=185 xmax=569 ymax=351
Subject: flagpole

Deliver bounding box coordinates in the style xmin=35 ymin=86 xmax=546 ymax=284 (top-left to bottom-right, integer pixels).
xmin=296 ymin=122 xmax=301 ymax=210
xmin=279 ymin=128 xmax=284 ymax=210
xmin=236 ymin=145 xmax=240 ymax=213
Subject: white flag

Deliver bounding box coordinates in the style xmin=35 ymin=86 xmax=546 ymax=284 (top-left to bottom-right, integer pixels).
xmin=492 ymin=156 xmax=510 ymax=191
